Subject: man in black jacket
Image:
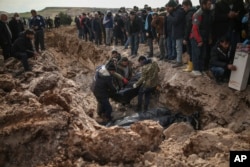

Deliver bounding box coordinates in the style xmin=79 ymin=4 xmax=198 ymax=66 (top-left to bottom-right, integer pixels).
xmin=126 ymin=11 xmax=141 ymax=57
xmin=11 ymin=29 xmax=38 ymax=71
xmin=8 ymin=13 xmax=25 ymax=43
xmin=0 ymin=14 xmax=12 ymax=60
xmin=209 ymin=36 xmax=236 ymax=83
xmin=93 ymin=64 xmax=117 ymax=122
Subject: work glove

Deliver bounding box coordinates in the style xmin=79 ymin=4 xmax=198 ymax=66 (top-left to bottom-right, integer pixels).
xmin=122 ymin=78 xmax=128 ymax=85
xmin=242 ymin=16 xmax=249 ymax=24
xmin=133 ymin=83 xmax=137 ymax=88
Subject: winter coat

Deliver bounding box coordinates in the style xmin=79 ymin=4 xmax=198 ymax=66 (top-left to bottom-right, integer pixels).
xmin=135 ymin=59 xmax=160 ymax=88
xmin=164 ymin=15 xmax=172 ymax=38
xmin=190 ymin=8 xmax=213 ymax=43
xmin=103 ymin=15 xmax=113 ymax=29
xmin=214 ymin=0 xmax=245 ymax=39
xmin=0 ymin=21 xmax=12 ymax=46
xmin=144 ymin=12 xmax=155 ymax=38
xmin=151 ymin=16 xmax=165 ymax=36
xmin=184 ymin=8 xmax=196 ymax=41
xmin=116 ymin=60 xmax=133 ymax=80
xmin=11 ymin=33 xmax=34 ymax=56
xmin=167 ymin=5 xmax=186 ymax=39
xmin=126 ymin=16 xmax=141 ymax=35
xmin=74 ymin=17 xmax=81 ymax=29
xmin=92 ymin=17 xmax=102 ymax=33
xmin=93 ymin=65 xmax=117 ymax=99
xmin=209 ymin=43 xmax=233 ymax=69
xmin=29 ymin=15 xmax=45 ymax=31
xmin=8 ymin=18 xmax=24 ymax=43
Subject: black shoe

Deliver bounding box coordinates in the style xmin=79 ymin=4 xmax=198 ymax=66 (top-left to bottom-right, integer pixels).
xmin=172 ymin=62 xmax=183 ymax=68
xmin=136 ymin=106 xmax=142 ymax=112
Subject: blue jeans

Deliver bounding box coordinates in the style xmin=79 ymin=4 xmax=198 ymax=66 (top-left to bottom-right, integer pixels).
xmin=210 ymin=67 xmax=225 ymax=78
xmin=166 ymin=36 xmax=176 ymax=60
xmin=124 ymin=36 xmax=131 ymax=48
xmin=130 ymin=33 xmax=139 ymax=55
xmin=176 ymin=38 xmax=183 ymax=63
xmin=140 ymin=31 xmax=146 ymax=44
xmin=105 ymin=28 xmax=113 ymax=45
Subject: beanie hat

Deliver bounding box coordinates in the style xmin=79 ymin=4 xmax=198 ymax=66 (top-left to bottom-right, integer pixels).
xmin=166 ymin=0 xmax=178 ymax=7
xmin=138 ymin=56 xmax=146 ymax=62
xmin=107 ymin=64 xmax=116 ymax=71
xmin=111 ymin=49 xmax=118 ymax=54
xmin=121 ymin=57 xmax=128 ymax=62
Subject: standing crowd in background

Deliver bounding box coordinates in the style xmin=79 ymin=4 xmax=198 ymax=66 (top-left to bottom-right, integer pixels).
xmin=74 ymin=0 xmax=249 ymax=84
xmin=0 ymin=0 xmax=250 ymax=82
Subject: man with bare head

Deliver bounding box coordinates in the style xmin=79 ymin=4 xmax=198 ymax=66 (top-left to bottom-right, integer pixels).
xmin=0 ymin=14 xmax=12 ymax=60
xmin=29 ymin=9 xmax=46 ymax=52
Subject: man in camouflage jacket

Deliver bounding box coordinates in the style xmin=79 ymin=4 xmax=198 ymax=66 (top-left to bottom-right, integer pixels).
xmin=133 ymin=56 xmax=160 ymax=112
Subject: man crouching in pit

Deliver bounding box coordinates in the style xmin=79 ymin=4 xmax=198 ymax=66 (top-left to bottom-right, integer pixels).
xmin=93 ymin=64 xmax=117 ymax=123
xmin=11 ymin=29 xmax=39 ymax=72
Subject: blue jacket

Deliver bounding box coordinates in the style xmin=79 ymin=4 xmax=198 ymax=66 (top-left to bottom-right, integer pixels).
xmin=29 ymin=15 xmax=45 ymax=31
xmin=103 ymin=15 xmax=113 ymax=29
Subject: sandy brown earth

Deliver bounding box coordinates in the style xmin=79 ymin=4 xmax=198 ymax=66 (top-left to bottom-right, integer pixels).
xmin=0 ymin=26 xmax=249 ymax=167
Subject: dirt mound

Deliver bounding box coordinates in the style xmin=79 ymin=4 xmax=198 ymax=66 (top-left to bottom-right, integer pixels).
xmin=0 ymin=26 xmax=249 ymax=167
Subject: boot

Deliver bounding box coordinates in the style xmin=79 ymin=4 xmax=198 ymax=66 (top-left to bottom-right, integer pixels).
xmin=183 ymin=61 xmax=193 ymax=72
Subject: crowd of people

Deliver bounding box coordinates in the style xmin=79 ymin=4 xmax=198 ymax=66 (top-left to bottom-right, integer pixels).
xmin=1 ymin=0 xmax=250 ymax=123
xmin=0 ymin=9 xmax=60 ymax=72
xmin=89 ymin=0 xmax=250 ymax=123
xmin=75 ymin=0 xmax=249 ymax=82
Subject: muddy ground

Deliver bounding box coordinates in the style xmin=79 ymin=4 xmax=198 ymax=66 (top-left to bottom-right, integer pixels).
xmin=0 ymin=26 xmax=249 ymax=167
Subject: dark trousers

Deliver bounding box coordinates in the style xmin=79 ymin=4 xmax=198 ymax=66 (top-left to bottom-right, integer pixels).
xmin=191 ymin=38 xmax=210 ymax=72
xmin=15 ymin=52 xmax=33 ymax=71
xmin=130 ymin=32 xmax=139 ymax=55
xmin=0 ymin=43 xmax=11 ymax=60
xmin=147 ymin=38 xmax=153 ymax=57
xmin=137 ymin=87 xmax=155 ymax=111
xmin=94 ymin=31 xmax=102 ymax=45
xmin=34 ymin=30 xmax=45 ymax=52
xmin=96 ymin=97 xmax=112 ymax=120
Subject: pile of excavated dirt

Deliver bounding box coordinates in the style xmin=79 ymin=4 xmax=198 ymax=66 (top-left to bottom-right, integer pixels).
xmin=0 ymin=26 xmax=249 ymax=167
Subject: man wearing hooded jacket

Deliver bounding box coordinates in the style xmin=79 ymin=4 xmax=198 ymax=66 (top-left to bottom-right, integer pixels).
xmin=93 ymin=64 xmax=117 ymax=122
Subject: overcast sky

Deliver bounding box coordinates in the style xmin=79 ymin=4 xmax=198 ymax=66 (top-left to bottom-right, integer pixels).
xmin=0 ymin=0 xmax=200 ymax=13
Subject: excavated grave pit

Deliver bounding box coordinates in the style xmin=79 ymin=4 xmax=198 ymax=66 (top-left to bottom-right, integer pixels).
xmin=0 ymin=27 xmax=249 ymax=167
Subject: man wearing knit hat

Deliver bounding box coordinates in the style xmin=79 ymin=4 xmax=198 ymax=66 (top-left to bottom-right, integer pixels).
xmin=166 ymin=0 xmax=178 ymax=8
xmin=93 ymin=64 xmax=117 ymax=123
